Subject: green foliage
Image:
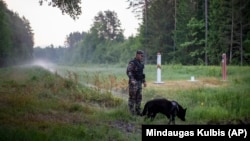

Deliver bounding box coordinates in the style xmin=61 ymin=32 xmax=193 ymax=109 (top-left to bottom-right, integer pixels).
xmin=34 ymin=0 xmax=250 ymax=66
xmin=39 ymin=0 xmax=82 ymax=20
xmin=65 ymin=31 xmax=86 ymax=48
xmin=0 ymin=66 xmax=130 ymax=140
xmin=179 ymin=17 xmax=205 ymax=65
xmin=39 ymin=34 xmax=141 ymax=65
xmin=55 ymin=64 xmax=250 ymax=124
xmin=0 ymin=0 xmax=34 ymax=67
xmin=90 ymin=10 xmax=124 ymax=41
xmin=2 ymin=0 xmax=250 ymax=67
xmin=137 ymin=0 xmax=249 ymax=65
xmin=0 ymin=1 xmax=12 ymax=67
xmin=0 ymin=65 xmax=249 ymax=140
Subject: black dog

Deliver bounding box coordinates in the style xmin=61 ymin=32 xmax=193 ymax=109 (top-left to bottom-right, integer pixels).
xmin=141 ymin=98 xmax=187 ymax=124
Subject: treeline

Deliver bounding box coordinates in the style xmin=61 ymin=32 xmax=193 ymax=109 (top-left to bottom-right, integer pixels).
xmin=34 ymin=0 xmax=250 ymax=66
xmin=1 ymin=0 xmax=249 ymax=67
xmin=34 ymin=10 xmax=141 ymax=65
xmin=134 ymin=0 xmax=250 ymax=65
xmin=0 ymin=0 xmax=33 ymax=67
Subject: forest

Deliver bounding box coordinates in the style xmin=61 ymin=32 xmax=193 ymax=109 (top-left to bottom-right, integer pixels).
xmin=0 ymin=1 xmax=249 ymax=140
xmin=0 ymin=0 xmax=249 ymax=67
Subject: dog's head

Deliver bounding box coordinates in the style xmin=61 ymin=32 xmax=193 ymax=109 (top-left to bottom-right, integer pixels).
xmin=177 ymin=107 xmax=187 ymax=121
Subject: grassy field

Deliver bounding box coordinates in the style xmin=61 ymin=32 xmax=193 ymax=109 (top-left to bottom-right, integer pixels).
xmin=0 ymin=63 xmax=249 ymax=141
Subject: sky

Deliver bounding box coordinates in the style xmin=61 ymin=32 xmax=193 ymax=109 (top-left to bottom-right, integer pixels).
xmin=4 ymin=0 xmax=141 ymax=47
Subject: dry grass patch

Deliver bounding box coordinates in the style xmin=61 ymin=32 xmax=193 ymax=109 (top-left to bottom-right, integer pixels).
xmin=146 ymin=77 xmax=228 ymax=91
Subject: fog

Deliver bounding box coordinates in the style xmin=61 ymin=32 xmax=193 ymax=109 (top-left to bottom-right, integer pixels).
xmin=29 ymin=59 xmax=56 ymax=73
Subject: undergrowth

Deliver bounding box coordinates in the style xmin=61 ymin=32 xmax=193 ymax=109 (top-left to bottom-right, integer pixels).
xmin=0 ymin=65 xmax=249 ymax=141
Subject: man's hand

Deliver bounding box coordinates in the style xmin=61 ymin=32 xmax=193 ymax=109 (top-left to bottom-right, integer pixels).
xmin=143 ymin=82 xmax=147 ymax=87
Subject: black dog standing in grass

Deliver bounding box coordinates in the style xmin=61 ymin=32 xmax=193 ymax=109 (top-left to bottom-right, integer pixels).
xmin=141 ymin=98 xmax=187 ymax=125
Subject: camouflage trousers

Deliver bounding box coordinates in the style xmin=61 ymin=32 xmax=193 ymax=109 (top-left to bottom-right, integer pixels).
xmin=128 ymin=81 xmax=142 ymax=115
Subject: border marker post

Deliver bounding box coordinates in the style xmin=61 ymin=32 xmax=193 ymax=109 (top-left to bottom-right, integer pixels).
xmin=154 ymin=52 xmax=164 ymax=84
xmin=222 ymin=53 xmax=227 ymax=81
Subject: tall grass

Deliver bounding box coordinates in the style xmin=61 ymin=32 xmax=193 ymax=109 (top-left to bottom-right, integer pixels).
xmin=0 ymin=64 xmax=249 ymax=141
xmin=55 ymin=64 xmax=250 ymax=123
xmin=0 ymin=66 xmax=128 ymax=141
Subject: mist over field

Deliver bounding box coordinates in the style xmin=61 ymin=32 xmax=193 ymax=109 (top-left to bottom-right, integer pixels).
xmin=31 ymin=59 xmax=56 ymax=72
xmin=1 ymin=0 xmax=250 ymax=140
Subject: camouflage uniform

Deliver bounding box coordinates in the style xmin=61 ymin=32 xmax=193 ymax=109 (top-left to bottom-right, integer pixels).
xmin=126 ymin=56 xmax=145 ymax=115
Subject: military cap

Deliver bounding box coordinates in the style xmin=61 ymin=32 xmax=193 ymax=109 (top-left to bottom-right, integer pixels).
xmin=136 ymin=50 xmax=144 ymax=54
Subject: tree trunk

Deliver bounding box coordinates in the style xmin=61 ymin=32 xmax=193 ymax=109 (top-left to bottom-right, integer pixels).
xmin=205 ymin=0 xmax=208 ymax=65
xmin=230 ymin=0 xmax=234 ymax=64
xmin=240 ymin=0 xmax=243 ymax=66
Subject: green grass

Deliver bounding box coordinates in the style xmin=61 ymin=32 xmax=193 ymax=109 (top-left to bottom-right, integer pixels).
xmin=0 ymin=64 xmax=249 ymax=140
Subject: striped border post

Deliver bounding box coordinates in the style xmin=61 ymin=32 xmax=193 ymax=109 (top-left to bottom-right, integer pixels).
xmin=154 ymin=52 xmax=164 ymax=84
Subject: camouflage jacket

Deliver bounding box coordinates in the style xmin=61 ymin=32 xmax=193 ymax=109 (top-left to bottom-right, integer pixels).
xmin=126 ymin=58 xmax=145 ymax=83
